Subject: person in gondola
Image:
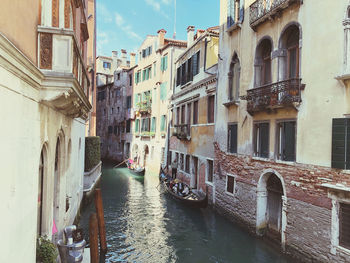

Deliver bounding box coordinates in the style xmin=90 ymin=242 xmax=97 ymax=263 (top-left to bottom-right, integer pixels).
xmin=171 ymin=157 xmax=178 ymax=179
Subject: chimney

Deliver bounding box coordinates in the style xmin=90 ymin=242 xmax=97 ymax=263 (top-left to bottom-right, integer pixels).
xmin=112 ymin=50 xmax=118 ymax=60
xmin=196 ymin=29 xmax=205 ymax=40
xmin=121 ymin=49 xmax=127 ymax=66
xmin=130 ymin=53 xmax=136 ymax=67
xmin=157 ymin=29 xmax=167 ymax=48
xmin=187 ymin=26 xmax=195 ymax=46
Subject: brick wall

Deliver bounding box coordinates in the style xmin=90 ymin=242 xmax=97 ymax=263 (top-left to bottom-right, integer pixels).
xmin=213 ymin=142 xmax=350 ymax=262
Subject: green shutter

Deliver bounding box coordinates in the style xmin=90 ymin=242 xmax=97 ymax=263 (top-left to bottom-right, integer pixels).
xmin=160 ymin=115 xmax=166 ymax=131
xmin=151 ymin=117 xmax=156 ymax=132
xmin=160 ymin=57 xmax=164 ymax=71
xmin=164 ymin=55 xmax=168 ymax=71
xmin=135 ymin=119 xmax=139 ymax=132
xmin=283 ymin=122 xmax=296 ymax=161
xmin=160 ymin=82 xmax=167 ymax=100
xmin=332 ymin=118 xmax=346 ymax=169
xmin=259 ymin=123 xmax=269 ymax=158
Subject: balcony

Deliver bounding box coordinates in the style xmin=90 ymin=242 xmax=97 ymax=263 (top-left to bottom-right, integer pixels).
xmin=249 ymin=0 xmax=302 ymax=29
xmin=240 ymin=78 xmax=304 ymax=115
xmin=37 ymin=26 xmax=91 ymax=119
xmin=136 ymin=100 xmax=152 ymax=115
xmin=173 ymin=124 xmax=191 ymax=140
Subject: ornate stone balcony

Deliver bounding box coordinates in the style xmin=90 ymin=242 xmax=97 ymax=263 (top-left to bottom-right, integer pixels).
xmin=240 ymin=78 xmax=304 ymax=115
xmin=173 ymin=124 xmax=191 ymax=140
xmin=249 ymin=0 xmax=302 ymax=29
xmin=37 ymin=26 xmax=91 ymax=119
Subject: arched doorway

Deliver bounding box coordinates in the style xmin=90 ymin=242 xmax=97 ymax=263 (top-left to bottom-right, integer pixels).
xmin=256 ymin=169 xmax=287 ymax=250
xmin=37 ymin=145 xmax=47 ymax=237
xmin=143 ymin=145 xmax=149 ymax=167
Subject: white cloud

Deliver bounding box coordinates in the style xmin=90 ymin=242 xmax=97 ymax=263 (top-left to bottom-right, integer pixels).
xmin=97 ymin=3 xmax=112 ymax=23
xmin=145 ymin=0 xmax=161 ymax=11
xmin=114 ymin=13 xmax=143 ymax=42
xmin=115 ymin=13 xmax=125 ymax=26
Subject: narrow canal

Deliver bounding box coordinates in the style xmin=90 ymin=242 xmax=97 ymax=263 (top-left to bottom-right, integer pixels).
xmin=80 ymin=163 xmax=293 ymax=263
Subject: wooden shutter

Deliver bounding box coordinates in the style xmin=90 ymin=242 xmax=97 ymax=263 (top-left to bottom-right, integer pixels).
xmin=151 ymin=117 xmax=156 ymax=132
xmin=193 ymin=100 xmax=198 ymax=124
xmin=227 ymin=0 xmax=235 ymax=27
xmin=239 ymin=0 xmax=244 ymax=23
xmin=282 ymin=121 xmax=296 ymax=161
xmin=188 ymin=57 xmax=193 ymax=82
xmin=164 ymin=55 xmax=168 ymax=70
xmin=340 ymin=203 xmax=350 ymax=249
xmin=176 ymin=67 xmax=181 ymax=86
xmin=160 ymin=57 xmax=164 ymax=71
xmin=332 ymin=118 xmax=346 ymax=169
xmin=228 ymin=124 xmax=237 ymax=153
xmin=259 ymin=123 xmax=269 ymax=158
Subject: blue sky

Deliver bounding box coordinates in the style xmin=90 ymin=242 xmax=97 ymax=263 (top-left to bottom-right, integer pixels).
xmin=96 ymin=0 xmax=220 ymax=57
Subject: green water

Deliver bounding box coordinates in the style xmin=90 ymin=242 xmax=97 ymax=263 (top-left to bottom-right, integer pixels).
xmin=80 ymin=164 xmax=294 ymax=263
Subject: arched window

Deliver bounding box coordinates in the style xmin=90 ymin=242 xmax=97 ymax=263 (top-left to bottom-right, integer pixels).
xmin=228 ymin=55 xmax=240 ymax=101
xmin=255 ymin=38 xmax=272 ymax=87
xmin=279 ymin=25 xmax=300 ymax=80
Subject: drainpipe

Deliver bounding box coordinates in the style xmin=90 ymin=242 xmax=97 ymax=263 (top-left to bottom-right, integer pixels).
xmin=204 ymin=37 xmax=216 ymax=76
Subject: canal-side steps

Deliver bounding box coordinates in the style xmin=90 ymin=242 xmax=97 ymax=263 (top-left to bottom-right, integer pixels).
xmin=83 ymin=161 xmax=102 ymax=197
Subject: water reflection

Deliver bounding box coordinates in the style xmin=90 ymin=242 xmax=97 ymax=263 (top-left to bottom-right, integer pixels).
xmin=80 ymin=164 xmax=292 ymax=263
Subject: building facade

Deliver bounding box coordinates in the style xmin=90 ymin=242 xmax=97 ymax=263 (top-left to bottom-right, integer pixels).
xmin=169 ymin=26 xmax=219 ymax=204
xmin=96 ymin=50 xmax=134 ymax=161
xmin=214 ymin=0 xmax=350 ymax=262
xmin=131 ymin=29 xmax=187 ymax=173
xmin=86 ymin=0 xmax=97 ymax=136
xmin=0 ymin=0 xmax=91 ymax=262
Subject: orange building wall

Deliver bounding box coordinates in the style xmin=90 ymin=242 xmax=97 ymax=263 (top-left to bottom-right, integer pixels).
xmin=0 ymin=0 xmax=40 ymax=65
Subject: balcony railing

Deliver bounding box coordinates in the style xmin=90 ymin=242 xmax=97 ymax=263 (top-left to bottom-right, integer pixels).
xmin=173 ymin=124 xmax=191 ymax=140
xmin=249 ymin=0 xmax=301 ymax=29
xmin=240 ymin=78 xmax=304 ymax=115
xmin=136 ymin=100 xmax=152 ymax=114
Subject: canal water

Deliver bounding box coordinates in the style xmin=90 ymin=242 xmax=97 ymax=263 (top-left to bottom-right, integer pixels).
xmin=80 ymin=163 xmax=293 ymax=263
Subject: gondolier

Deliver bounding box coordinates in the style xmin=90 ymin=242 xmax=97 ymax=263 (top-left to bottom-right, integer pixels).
xmin=171 ymin=157 xmax=178 ymax=179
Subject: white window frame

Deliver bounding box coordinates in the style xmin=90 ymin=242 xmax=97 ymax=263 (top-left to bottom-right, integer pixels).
xmin=225 ymin=174 xmax=236 ymax=197
xmin=206 ymin=158 xmax=214 ymax=185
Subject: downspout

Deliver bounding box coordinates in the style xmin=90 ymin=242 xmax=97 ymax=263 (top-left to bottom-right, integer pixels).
xmin=166 ymin=47 xmax=175 ymax=168
xmin=204 ymin=37 xmax=216 ymax=76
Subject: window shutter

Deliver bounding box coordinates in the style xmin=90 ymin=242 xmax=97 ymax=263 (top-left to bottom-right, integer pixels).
xmin=239 ymin=0 xmax=245 ymax=23
xmin=160 ymin=57 xmax=164 ymax=71
xmin=259 ymin=123 xmax=269 ymax=158
xmin=332 ymin=118 xmax=346 ymax=169
xmin=283 ymin=121 xmax=296 ymax=161
xmin=134 ymin=73 xmax=137 ymax=84
xmin=227 ymin=0 xmax=235 ymax=27
xmin=151 ymin=117 xmax=156 ymax=132
xmin=192 ymin=52 xmax=198 ymax=76
xmin=164 ymin=55 xmax=168 ymax=71
xmin=176 ymin=67 xmax=181 ymax=86
xmin=229 ymin=124 xmax=238 ymax=153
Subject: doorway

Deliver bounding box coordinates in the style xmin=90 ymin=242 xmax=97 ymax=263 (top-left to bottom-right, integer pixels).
xmin=191 ymin=156 xmax=198 ymax=189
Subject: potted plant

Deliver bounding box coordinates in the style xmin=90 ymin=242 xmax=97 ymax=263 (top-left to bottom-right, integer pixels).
xmin=36 ymin=236 xmax=58 ymax=263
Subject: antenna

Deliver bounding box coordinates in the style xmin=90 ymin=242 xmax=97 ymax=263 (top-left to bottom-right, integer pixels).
xmin=173 ymin=0 xmax=176 ymax=39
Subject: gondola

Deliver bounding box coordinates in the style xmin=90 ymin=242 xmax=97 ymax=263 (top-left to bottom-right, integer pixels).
xmin=128 ymin=166 xmax=145 ymax=176
xmin=161 ymin=176 xmax=208 ymax=208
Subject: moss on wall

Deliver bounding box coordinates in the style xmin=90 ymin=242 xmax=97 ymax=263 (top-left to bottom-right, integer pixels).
xmin=84 ymin=136 xmax=101 ymax=172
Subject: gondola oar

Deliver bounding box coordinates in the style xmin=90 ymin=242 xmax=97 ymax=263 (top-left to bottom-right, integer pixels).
xmin=113 ymin=159 xmax=127 ymax=168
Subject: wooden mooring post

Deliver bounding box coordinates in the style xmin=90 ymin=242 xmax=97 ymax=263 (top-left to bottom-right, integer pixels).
xmin=95 ymin=188 xmax=107 ymax=254
xmin=89 ymin=213 xmax=99 ymax=263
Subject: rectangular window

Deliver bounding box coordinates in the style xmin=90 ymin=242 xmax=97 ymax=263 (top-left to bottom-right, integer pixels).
xmin=208 ymin=95 xmax=215 ymax=123
xmin=228 ymin=124 xmax=238 ymax=153
xmin=207 ymin=159 xmax=213 ymax=183
xmin=103 ymin=62 xmax=111 ymax=69
xmin=176 ymin=67 xmax=181 ymax=86
xmin=151 ymin=117 xmax=156 ymax=132
xmin=332 ymin=118 xmax=350 ymax=169
xmin=141 ymin=118 xmax=150 ymax=132
xmin=117 ymin=73 xmax=120 ymax=80
xmin=108 ymin=126 xmax=113 ymax=134
xmin=180 ymin=153 xmax=184 ymax=170
xmin=185 ymin=155 xmax=190 ymax=173
xmin=160 ymin=115 xmax=167 ymax=132
xmin=193 ymin=100 xmax=198 ymax=125
xmin=126 ymin=96 xmax=132 ymax=109
xmin=181 ymin=105 xmax=186 ymax=124
xmin=114 ymin=125 xmax=118 ymax=134
xmin=254 ymin=122 xmax=269 ymax=158
xmin=161 ymin=55 xmax=168 ymax=72
xmin=176 ymin=107 xmax=180 ymax=125
xmin=226 ymin=175 xmax=235 ymax=195
xmin=129 ymin=74 xmax=132 ymax=86
xmin=277 ymin=121 xmax=296 ymax=161
xmin=135 ymin=119 xmax=140 ymax=133
xmin=126 ymin=120 xmax=131 ymax=133
xmin=160 ymin=82 xmax=167 ymax=100
xmin=187 ymin=103 xmax=192 ymax=125
xmin=340 ymin=203 xmax=350 ymax=249
xmin=192 ymin=51 xmax=200 ymax=76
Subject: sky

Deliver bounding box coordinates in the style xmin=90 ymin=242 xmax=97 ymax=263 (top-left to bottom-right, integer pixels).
xmin=96 ymin=0 xmax=220 ymax=57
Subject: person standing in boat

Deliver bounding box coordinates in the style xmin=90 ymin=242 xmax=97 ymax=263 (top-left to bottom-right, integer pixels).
xmin=171 ymin=157 xmax=178 ymax=179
